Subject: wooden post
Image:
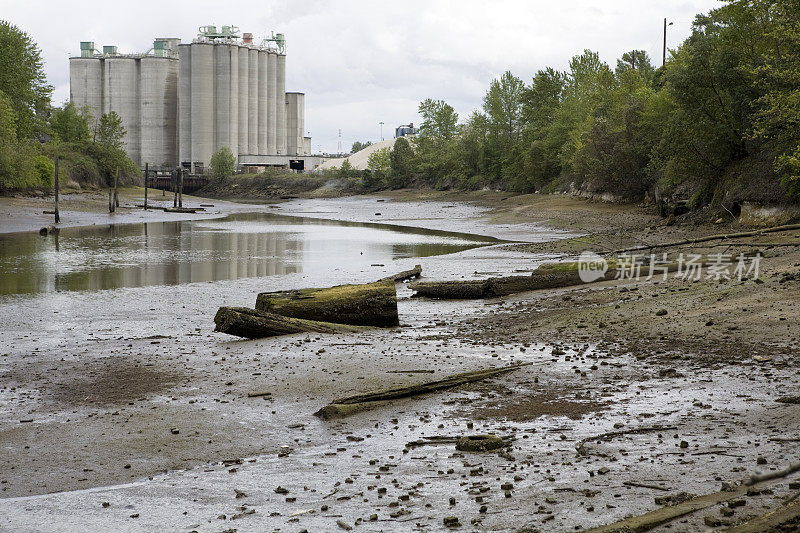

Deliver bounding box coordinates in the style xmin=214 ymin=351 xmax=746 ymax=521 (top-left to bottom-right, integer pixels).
xmin=178 ymin=168 xmax=184 ymax=208
xmin=173 ymin=169 xmax=178 ymax=208
xmin=54 ymin=157 xmax=60 ymax=224
xmin=144 ymin=163 xmax=148 ymax=211
xmin=114 ymin=167 xmax=119 ymax=208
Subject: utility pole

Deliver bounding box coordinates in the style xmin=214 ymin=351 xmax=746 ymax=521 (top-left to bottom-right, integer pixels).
xmin=663 ymin=18 xmax=673 ymax=67
xmin=379 ymin=121 xmax=384 ymax=142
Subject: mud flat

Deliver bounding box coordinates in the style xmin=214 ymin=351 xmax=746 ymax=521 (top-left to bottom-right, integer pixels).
xmin=0 ymin=192 xmax=799 ymax=532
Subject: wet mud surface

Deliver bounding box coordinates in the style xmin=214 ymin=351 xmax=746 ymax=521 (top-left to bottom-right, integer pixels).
xmin=1 ymin=193 xmax=799 ymax=532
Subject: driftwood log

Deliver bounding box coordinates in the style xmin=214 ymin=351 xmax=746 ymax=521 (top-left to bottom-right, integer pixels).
xmin=381 ymin=264 xmax=422 ymax=283
xmin=314 ymin=363 xmax=530 ymax=419
xmin=409 ymin=259 xmax=692 ymax=300
xmin=255 ymin=279 xmax=399 ymax=327
xmin=214 ymin=306 xmax=366 ymax=339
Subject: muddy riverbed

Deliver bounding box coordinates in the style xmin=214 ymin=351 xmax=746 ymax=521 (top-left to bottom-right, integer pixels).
xmin=1 ymin=192 xmax=799 ymax=532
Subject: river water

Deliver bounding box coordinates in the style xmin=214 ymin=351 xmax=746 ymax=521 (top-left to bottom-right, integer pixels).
xmin=0 ymin=212 xmax=497 ymax=295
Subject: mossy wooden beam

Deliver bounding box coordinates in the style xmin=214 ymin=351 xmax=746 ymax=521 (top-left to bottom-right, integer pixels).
xmin=255 ymin=279 xmax=399 ymax=327
xmin=213 ymin=306 xmax=367 ymax=339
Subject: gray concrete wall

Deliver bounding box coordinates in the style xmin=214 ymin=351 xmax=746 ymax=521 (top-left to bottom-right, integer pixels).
xmin=247 ymin=48 xmax=258 ymax=155
xmin=276 ymin=54 xmax=286 ymax=155
xmin=237 ymin=46 xmax=249 ymax=155
xmin=178 ymin=45 xmax=192 ymax=167
xmin=190 ymin=43 xmax=214 ymax=170
xmin=267 ymin=52 xmax=277 ymax=155
xmin=257 ymin=50 xmax=268 ymax=155
xmin=285 ymin=92 xmax=304 ymax=156
xmin=139 ymin=57 xmax=178 ymax=167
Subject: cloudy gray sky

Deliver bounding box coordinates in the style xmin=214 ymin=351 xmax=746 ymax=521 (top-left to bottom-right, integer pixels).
xmin=3 ymin=0 xmax=721 ymax=153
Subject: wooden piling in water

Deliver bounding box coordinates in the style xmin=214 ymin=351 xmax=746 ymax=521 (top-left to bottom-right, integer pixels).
xmin=53 ymin=157 xmax=60 ymax=224
xmin=113 ymin=167 xmax=119 ymax=209
xmin=144 ymin=163 xmax=148 ymax=211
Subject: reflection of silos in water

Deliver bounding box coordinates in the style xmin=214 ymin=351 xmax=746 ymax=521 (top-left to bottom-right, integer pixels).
xmin=248 ymin=48 xmax=259 ymax=155
xmin=178 ymin=45 xmax=192 ymax=166
xmin=104 ymin=57 xmax=140 ymax=167
xmin=276 ymin=54 xmax=286 ymax=154
xmin=267 ymin=51 xmax=277 ymax=154
xmin=228 ymin=45 xmax=239 ymax=159
xmin=257 ymin=50 xmax=268 ymax=155
xmin=140 ymin=57 xmax=178 ymax=167
xmin=237 ymin=47 xmax=249 ymax=155
xmin=190 ymin=43 xmax=214 ymax=169
xmin=214 ymin=45 xmax=231 ymax=156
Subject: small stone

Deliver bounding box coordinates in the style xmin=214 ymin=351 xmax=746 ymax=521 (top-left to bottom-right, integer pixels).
xmin=704 ymin=515 xmax=722 ymax=527
xmin=274 ymin=486 xmax=289 ymax=494
xmin=720 ymin=507 xmax=735 ymax=517
xmin=449 ymin=496 xmax=456 ymax=505
xmin=757 ymin=457 xmax=767 ymax=465
xmin=336 ymin=519 xmax=352 ymax=530
xmin=170 ymin=428 xmax=179 ymax=434
xmin=655 ymin=309 xmax=668 ymax=316
xmin=369 ymin=514 xmax=378 ymax=521
xmin=679 ymin=440 xmax=689 ymax=449
xmin=597 ymin=467 xmax=610 ymax=475
xmin=101 ymin=502 xmax=110 ymax=508
xmin=443 ymin=516 xmax=461 ymax=528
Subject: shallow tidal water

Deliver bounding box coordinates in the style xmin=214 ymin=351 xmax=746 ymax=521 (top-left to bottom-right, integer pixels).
xmin=0 ymin=212 xmax=497 ymax=295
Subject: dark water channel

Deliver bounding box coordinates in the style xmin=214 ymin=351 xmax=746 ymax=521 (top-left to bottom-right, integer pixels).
xmin=0 ymin=212 xmax=497 ymax=296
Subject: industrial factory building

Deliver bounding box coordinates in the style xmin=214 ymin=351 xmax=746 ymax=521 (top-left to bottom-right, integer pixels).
xmin=69 ymin=26 xmax=316 ymax=173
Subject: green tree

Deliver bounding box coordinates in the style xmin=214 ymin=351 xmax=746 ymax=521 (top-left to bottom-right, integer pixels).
xmin=418 ymin=98 xmax=458 ymax=141
xmin=209 ymin=146 xmax=236 ymax=179
xmin=96 ymin=111 xmax=126 ymax=149
xmin=351 ymin=140 xmax=373 ymax=153
xmin=0 ymin=90 xmax=16 ymax=143
xmin=367 ymin=147 xmax=391 ymax=174
xmin=0 ymin=20 xmax=52 ymax=139
xmin=483 ymin=71 xmax=525 ymax=141
xmin=615 ymin=50 xmax=655 ymax=84
xmin=49 ymin=102 xmax=90 ymax=143
xmin=389 ymin=136 xmax=415 ymax=188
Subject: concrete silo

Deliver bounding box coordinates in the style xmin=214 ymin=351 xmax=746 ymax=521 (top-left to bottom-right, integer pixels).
xmin=103 ymin=57 xmax=141 ymax=166
xmin=247 ymin=48 xmax=259 ymax=155
xmin=267 ymin=51 xmax=277 ymax=155
xmin=69 ymin=50 xmax=103 ymax=123
xmin=214 ymin=44 xmax=231 ymax=157
xmin=257 ymin=50 xmax=268 ymax=154
xmin=178 ymin=44 xmax=192 ymax=167
xmin=276 ymin=53 xmax=287 ymax=155
xmin=140 ymin=56 xmax=178 ymax=167
xmin=237 ymin=46 xmax=249 ymax=155
xmin=189 ymin=42 xmax=214 ymax=172
xmin=228 ymin=45 xmax=239 ymax=159
xmin=285 ymin=92 xmax=304 ymax=156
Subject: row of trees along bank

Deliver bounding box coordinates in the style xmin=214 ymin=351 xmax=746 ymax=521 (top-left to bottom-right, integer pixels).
xmin=347 ymin=1 xmax=800 ymax=211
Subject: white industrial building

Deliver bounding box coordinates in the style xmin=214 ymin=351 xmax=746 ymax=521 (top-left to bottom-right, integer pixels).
xmin=69 ymin=26 xmax=317 ymax=172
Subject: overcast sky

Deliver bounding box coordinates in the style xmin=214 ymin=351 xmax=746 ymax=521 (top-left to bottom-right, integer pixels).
xmin=3 ymin=0 xmax=722 ymax=153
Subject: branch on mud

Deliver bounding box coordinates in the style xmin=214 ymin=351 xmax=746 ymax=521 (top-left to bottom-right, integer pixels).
xmin=314 ymin=363 xmax=530 ymax=419
xmin=575 ymin=425 xmax=678 ymax=457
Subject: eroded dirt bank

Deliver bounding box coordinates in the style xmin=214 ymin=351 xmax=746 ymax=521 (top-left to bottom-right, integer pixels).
xmin=1 ymin=192 xmax=799 ymax=532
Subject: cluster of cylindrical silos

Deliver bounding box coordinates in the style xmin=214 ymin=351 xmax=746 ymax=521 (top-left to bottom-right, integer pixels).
xmin=70 ymin=32 xmax=307 ymax=171
xmin=178 ymin=42 xmax=287 ymax=171
xmin=70 ymin=50 xmax=179 ymax=169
